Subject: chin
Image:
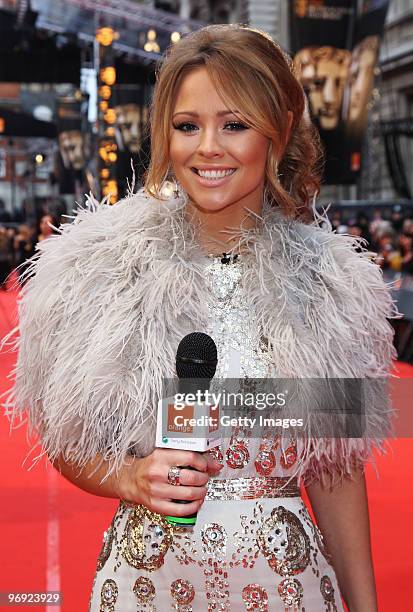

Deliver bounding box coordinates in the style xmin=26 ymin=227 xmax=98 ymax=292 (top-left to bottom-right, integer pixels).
xmin=320 ymin=117 xmax=339 ymax=130
xmin=187 ymin=194 xmax=232 ymax=212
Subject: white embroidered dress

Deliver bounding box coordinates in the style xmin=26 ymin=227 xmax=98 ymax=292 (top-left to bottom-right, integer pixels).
xmin=89 ymin=253 xmax=344 ymax=612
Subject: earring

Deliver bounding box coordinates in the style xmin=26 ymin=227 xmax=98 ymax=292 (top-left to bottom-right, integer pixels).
xmin=165 ymin=168 xmax=181 ymax=199
xmin=173 ymin=177 xmax=180 ymax=199
xmin=272 ymin=159 xmax=283 ymax=184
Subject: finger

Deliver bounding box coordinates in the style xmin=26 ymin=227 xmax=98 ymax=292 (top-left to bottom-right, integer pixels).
xmin=169 ymin=450 xmax=210 ymax=473
xmin=156 ymin=482 xmax=207 ymax=502
xmin=206 ymin=457 xmax=224 ymax=474
xmin=177 ymin=468 xmax=209 ymax=487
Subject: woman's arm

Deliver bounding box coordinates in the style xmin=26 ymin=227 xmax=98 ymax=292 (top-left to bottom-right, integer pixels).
xmin=51 ymin=452 xmax=133 ymax=499
xmin=305 ymin=466 xmax=377 ymax=612
xmin=51 ymin=448 xmax=222 ymax=516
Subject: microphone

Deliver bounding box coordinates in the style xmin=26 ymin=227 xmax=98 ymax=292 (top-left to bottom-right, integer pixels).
xmin=176 ymin=331 xmax=218 ymax=397
xmin=162 ymin=332 xmax=218 ymax=527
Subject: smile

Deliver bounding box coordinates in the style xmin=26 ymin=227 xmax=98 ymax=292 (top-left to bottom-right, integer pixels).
xmin=191 ymin=168 xmax=236 ymax=186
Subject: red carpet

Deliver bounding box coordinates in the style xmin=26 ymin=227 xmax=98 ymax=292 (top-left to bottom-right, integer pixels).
xmin=1 ymin=279 xmax=412 ymax=611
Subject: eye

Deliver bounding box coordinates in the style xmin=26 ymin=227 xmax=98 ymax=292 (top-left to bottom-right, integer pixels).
xmin=173 ymin=122 xmax=198 ymax=132
xmin=172 ymin=121 xmax=249 ymax=132
xmin=224 ymin=121 xmax=248 ymax=131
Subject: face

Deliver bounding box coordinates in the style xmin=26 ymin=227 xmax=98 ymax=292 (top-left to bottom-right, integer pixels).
xmin=58 ymin=130 xmax=84 ymax=170
xmin=115 ymin=103 xmax=147 ymax=153
xmin=40 ymin=215 xmax=53 ymax=236
xmin=169 ymin=67 xmax=271 ymax=214
xmin=297 ymin=48 xmax=350 ymax=130
xmin=348 ymin=39 xmax=378 ymax=123
xmin=348 ymin=225 xmax=362 ymax=237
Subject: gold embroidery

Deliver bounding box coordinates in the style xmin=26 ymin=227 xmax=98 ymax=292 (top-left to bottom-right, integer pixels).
xmin=121 ymin=505 xmax=174 ymax=571
xmin=96 ymin=525 xmax=114 ymax=572
xmin=133 ymin=576 xmax=156 ymax=605
xmin=99 ymin=579 xmax=118 ymax=612
xmin=256 ymin=506 xmax=310 ymax=575
xmin=170 ymin=578 xmax=195 ymax=610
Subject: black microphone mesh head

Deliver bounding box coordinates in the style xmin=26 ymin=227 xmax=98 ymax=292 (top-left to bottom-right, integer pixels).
xmin=176 ymin=332 xmax=218 ymax=380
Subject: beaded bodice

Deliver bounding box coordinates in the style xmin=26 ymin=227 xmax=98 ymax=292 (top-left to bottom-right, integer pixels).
xmin=203 ymin=253 xmax=273 ymax=379
xmin=202 ymin=253 xmax=299 ymax=482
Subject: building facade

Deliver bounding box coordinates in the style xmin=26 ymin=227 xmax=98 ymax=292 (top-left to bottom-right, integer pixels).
xmin=359 ymin=0 xmax=413 ymax=201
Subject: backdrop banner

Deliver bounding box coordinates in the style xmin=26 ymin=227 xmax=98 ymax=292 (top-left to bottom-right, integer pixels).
xmin=113 ymin=84 xmax=150 ymax=195
xmin=289 ymin=0 xmax=390 ymax=184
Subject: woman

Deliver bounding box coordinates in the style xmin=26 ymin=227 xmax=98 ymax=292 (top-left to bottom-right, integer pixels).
xmin=37 ymin=213 xmax=59 ymax=242
xmin=6 ymin=25 xmax=399 ymax=611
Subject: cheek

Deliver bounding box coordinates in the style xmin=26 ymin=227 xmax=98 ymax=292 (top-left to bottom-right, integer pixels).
xmin=233 ymin=136 xmax=269 ymax=173
xmin=169 ymin=135 xmax=194 ymax=169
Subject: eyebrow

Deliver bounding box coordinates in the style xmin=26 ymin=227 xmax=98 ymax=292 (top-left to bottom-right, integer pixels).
xmin=172 ymin=110 xmax=239 ymax=118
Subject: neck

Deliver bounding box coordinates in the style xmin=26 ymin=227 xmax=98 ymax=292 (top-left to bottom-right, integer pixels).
xmin=184 ymin=196 xmax=264 ymax=256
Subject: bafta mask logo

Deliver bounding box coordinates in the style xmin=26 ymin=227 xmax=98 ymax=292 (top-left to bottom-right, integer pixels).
xmin=294 ymin=46 xmax=351 ymax=130
xmin=58 ymin=130 xmax=85 ymax=171
xmin=115 ymin=103 xmax=148 ymax=154
xmin=347 ymin=36 xmax=379 ymax=132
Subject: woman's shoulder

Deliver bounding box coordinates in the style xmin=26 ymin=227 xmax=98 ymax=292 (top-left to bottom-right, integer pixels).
xmin=284 ymin=209 xmax=388 ymax=286
xmin=268 ymin=207 xmax=401 ymax=376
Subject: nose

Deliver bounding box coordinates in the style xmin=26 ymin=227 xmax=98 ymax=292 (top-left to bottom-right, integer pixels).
xmin=197 ymin=127 xmax=224 ymax=158
xmin=323 ymin=77 xmax=336 ymax=106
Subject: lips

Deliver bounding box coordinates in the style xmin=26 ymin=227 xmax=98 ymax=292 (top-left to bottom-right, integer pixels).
xmin=191 ymin=166 xmax=236 ymax=176
xmin=189 ymin=167 xmax=237 ymax=188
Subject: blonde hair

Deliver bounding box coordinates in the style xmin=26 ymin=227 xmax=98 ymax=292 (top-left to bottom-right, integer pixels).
xmin=144 ymin=24 xmax=324 ymax=221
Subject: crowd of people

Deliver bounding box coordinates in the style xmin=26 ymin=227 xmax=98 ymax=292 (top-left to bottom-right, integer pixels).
xmin=1 ymin=199 xmax=413 ymax=290
xmin=328 ymin=205 xmax=413 ymax=275
xmin=0 ymin=199 xmax=60 ymax=288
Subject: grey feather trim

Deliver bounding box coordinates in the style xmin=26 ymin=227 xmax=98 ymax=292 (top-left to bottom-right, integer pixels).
xmin=1 ymin=188 xmax=402 ymax=486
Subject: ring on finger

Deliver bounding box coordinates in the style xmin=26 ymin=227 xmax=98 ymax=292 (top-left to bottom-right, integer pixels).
xmin=167 ymin=465 xmax=182 ymax=486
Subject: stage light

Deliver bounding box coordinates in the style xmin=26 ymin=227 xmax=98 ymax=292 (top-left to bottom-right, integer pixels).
xmin=171 ymin=32 xmax=181 ymax=43
xmin=35 ymin=153 xmax=45 ymax=164
xmin=100 ymin=66 xmax=116 ymax=86
xmin=99 ymin=147 xmax=108 ymax=162
xmin=99 ymin=85 xmax=112 ymax=100
xmin=104 ymin=108 xmax=117 ymax=124
xmin=96 ymin=27 xmax=117 ymax=47
xmin=102 ymin=179 xmax=118 ymax=204
xmin=144 ymin=29 xmax=160 ymax=53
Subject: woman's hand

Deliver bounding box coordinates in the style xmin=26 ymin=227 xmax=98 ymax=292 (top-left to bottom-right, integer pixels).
xmin=115 ymin=448 xmax=223 ymax=516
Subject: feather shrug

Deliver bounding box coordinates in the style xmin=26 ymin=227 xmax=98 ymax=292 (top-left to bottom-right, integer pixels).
xmin=2 ymin=188 xmax=401 ymax=485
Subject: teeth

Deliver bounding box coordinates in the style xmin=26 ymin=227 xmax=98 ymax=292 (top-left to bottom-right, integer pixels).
xmin=196 ymin=169 xmax=235 ymax=179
